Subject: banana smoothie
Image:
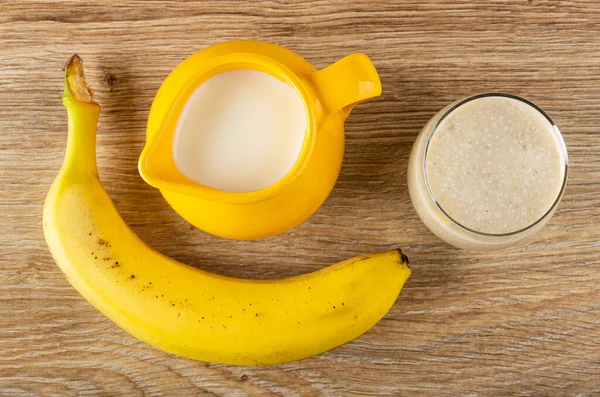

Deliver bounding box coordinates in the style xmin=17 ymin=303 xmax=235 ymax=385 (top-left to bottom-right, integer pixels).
xmin=408 ymin=94 xmax=568 ymax=250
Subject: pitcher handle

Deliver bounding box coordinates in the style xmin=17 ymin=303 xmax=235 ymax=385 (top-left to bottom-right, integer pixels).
xmin=300 ymin=53 xmax=381 ymax=122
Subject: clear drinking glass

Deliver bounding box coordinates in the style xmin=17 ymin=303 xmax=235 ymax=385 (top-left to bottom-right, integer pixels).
xmin=407 ymin=93 xmax=568 ymax=251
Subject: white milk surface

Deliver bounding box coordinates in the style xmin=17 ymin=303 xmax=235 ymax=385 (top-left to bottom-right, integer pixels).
xmin=173 ymin=69 xmax=307 ymax=193
xmin=425 ymin=96 xmax=565 ymax=234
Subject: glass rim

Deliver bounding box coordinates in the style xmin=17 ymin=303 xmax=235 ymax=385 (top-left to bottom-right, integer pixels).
xmin=422 ymin=92 xmax=569 ymax=238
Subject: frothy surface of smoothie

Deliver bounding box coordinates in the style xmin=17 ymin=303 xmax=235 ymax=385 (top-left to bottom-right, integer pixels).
xmin=425 ymin=96 xmax=565 ymax=234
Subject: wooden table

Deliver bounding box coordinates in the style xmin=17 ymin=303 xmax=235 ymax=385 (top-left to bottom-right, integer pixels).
xmin=2 ymin=1 xmax=600 ymax=395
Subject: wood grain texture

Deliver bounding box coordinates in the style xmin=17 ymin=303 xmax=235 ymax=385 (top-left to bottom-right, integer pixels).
xmin=1 ymin=0 xmax=600 ymax=395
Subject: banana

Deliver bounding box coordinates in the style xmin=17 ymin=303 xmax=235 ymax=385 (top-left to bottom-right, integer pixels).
xmin=43 ymin=54 xmax=411 ymax=365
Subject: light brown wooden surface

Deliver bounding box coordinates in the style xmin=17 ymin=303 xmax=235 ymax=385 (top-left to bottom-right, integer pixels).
xmin=1 ymin=1 xmax=600 ymax=395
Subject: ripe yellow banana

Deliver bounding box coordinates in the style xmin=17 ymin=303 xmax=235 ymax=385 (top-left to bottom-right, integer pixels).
xmin=43 ymin=54 xmax=411 ymax=365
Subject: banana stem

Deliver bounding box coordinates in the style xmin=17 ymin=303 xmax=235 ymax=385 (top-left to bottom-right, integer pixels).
xmin=62 ymin=55 xmax=101 ymax=176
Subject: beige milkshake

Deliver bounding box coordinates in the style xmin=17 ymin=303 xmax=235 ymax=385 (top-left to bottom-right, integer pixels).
xmin=408 ymin=94 xmax=568 ymax=250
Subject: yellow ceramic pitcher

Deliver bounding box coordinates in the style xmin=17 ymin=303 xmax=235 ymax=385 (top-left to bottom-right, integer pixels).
xmin=139 ymin=41 xmax=381 ymax=239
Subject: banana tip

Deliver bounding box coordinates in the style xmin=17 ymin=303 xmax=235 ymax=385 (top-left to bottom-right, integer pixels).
xmin=396 ymin=248 xmax=410 ymax=268
xmin=63 ymin=54 xmax=82 ymax=71
xmin=63 ymin=54 xmax=96 ymax=104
